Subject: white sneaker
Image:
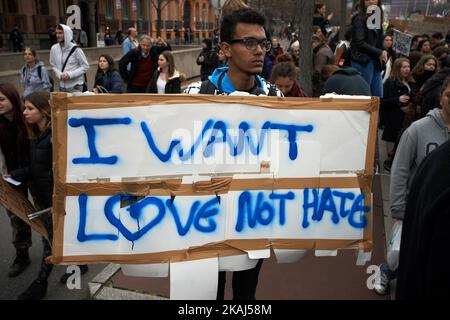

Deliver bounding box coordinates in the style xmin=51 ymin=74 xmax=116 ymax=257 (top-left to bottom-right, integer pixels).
xmin=373 ymin=264 xmax=389 ymax=295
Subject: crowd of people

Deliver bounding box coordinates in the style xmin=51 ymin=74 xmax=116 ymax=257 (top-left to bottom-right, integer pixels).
xmin=1 ymin=0 xmax=450 ymax=301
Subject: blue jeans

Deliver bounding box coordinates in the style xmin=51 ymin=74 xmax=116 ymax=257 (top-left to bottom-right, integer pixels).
xmin=352 ymin=60 xmax=383 ymax=97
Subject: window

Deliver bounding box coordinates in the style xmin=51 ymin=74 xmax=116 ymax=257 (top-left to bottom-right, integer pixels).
xmin=139 ymin=0 xmax=146 ymax=20
xmin=165 ymin=2 xmax=170 ymax=21
xmin=2 ymin=0 xmax=18 ymax=13
xmin=35 ymin=0 xmax=49 ymax=15
xmin=106 ymin=0 xmax=114 ymax=18
xmin=195 ymin=2 xmax=199 ymax=22
xmin=174 ymin=0 xmax=179 ymax=21
xmin=123 ymin=0 xmax=130 ymax=19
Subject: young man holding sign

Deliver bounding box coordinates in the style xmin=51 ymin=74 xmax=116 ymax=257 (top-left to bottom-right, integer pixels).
xmin=184 ymin=7 xmax=282 ymax=300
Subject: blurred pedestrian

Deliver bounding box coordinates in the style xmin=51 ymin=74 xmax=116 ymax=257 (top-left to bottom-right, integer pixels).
xmin=382 ymin=34 xmax=397 ymax=84
xmin=412 ymin=54 xmax=437 ymax=91
xmin=0 ymin=83 xmax=32 ymax=279
xmin=94 ymin=54 xmax=124 ymax=93
xmin=146 ymin=51 xmax=183 ymax=94
xmin=119 ymin=35 xmax=171 ymax=93
xmin=10 ymin=25 xmax=24 ymax=52
xmin=323 ymin=66 xmax=371 ymax=96
xmin=350 ymin=0 xmax=386 ymax=97
xmin=271 ymin=56 xmax=306 ymax=97
xmin=50 ymin=24 xmax=89 ymax=93
xmin=115 ymin=30 xmax=125 ymax=45
xmin=421 ymin=55 xmax=450 ymax=117
xmin=381 ymin=58 xmax=416 ymax=171
xmin=9 ymin=91 xmax=54 ymax=300
xmin=20 ymin=48 xmax=53 ymax=97
xmin=396 ymin=140 xmax=450 ymax=299
xmin=197 ymin=39 xmax=219 ymax=81
xmin=48 ymin=26 xmax=57 ymax=47
xmin=374 ymin=77 xmax=450 ymax=297
xmin=122 ymin=27 xmax=139 ymax=55
xmin=313 ymin=3 xmax=333 ymax=37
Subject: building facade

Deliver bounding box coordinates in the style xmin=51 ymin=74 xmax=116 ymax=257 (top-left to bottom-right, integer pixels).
xmin=97 ymin=0 xmax=216 ymax=42
xmin=0 ymin=0 xmax=217 ymax=51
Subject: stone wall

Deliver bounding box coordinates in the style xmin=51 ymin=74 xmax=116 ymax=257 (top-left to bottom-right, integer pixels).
xmin=0 ymin=45 xmax=201 ymax=90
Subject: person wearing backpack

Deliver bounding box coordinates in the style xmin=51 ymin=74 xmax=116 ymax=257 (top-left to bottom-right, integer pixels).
xmin=20 ymin=47 xmax=53 ymax=97
xmin=184 ymin=7 xmax=282 ymax=301
xmin=50 ymin=24 xmax=89 ymax=93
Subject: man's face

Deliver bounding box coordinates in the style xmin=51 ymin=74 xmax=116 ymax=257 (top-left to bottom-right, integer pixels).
xmin=140 ymin=38 xmax=151 ymax=54
xmin=56 ymin=28 xmax=64 ymax=43
xmin=222 ymin=23 xmax=266 ymax=75
xmin=131 ymin=29 xmax=138 ymax=38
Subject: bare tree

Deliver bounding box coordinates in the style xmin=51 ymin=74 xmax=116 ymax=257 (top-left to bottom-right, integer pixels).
xmin=151 ymin=0 xmax=175 ymax=37
xmin=297 ymin=0 xmax=314 ymax=96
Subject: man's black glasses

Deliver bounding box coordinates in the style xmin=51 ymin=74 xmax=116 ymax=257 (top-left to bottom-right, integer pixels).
xmin=228 ymin=38 xmax=272 ymax=52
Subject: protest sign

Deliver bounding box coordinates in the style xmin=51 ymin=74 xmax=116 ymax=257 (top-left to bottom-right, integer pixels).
xmin=393 ymin=29 xmax=413 ymax=57
xmin=49 ymin=93 xmax=378 ymax=265
xmin=0 ymin=178 xmax=48 ymax=240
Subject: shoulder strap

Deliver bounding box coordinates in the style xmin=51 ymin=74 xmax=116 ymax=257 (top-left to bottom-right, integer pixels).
xmin=22 ymin=66 xmax=26 ymax=77
xmin=37 ymin=65 xmax=42 ymax=80
xmin=199 ymin=80 xmax=218 ymax=95
xmin=62 ymin=46 xmax=78 ymax=72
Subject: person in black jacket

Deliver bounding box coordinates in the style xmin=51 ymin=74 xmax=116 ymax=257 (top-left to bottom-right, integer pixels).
xmin=396 ymin=141 xmax=450 ymax=299
xmin=119 ymin=35 xmax=171 ymax=93
xmin=381 ymin=58 xmax=416 ymax=171
xmin=313 ymin=3 xmax=333 ymax=37
xmin=323 ymin=66 xmax=371 ymax=96
xmin=146 ymin=50 xmax=183 ymax=94
xmin=10 ymin=25 xmax=24 ymax=52
xmin=9 ymin=91 xmax=54 ymax=300
xmin=421 ymin=55 xmax=450 ymax=117
xmin=350 ymin=0 xmax=387 ymax=97
xmin=197 ymin=38 xmax=219 ymax=81
xmin=0 ymin=83 xmax=32 ymax=279
xmin=94 ymin=54 xmax=124 ymax=93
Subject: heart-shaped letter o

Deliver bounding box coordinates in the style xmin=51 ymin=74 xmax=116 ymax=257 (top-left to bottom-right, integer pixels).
xmin=104 ymin=195 xmax=166 ymax=242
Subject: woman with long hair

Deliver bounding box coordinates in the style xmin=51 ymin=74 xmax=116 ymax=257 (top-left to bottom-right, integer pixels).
xmin=146 ymin=51 xmax=183 ymax=94
xmin=20 ymin=47 xmax=53 ymax=97
xmin=350 ymin=0 xmax=386 ymax=97
xmin=0 ymin=83 xmax=32 ymax=279
xmin=270 ymin=55 xmax=306 ymax=97
xmin=7 ymin=91 xmax=53 ymax=299
xmin=412 ymin=54 xmax=437 ymax=91
xmin=313 ymin=3 xmax=333 ymax=37
xmin=381 ymin=58 xmax=416 ymax=170
xmin=94 ymin=54 xmax=124 ymax=93
xmin=381 ymin=34 xmax=397 ymax=84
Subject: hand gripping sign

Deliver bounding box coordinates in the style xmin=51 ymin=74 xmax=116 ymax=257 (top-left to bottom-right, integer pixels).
xmin=49 ymin=93 xmax=378 ymax=297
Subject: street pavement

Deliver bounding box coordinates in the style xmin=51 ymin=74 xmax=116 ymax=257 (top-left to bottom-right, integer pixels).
xmin=0 ymin=206 xmax=106 ymax=300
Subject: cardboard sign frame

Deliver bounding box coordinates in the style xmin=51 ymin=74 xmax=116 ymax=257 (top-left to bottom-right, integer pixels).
xmin=49 ymin=93 xmax=379 ymax=264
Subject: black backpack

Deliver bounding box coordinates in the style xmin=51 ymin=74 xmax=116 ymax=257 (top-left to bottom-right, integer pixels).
xmin=198 ymin=73 xmax=278 ymax=96
xmin=22 ymin=65 xmax=54 ymax=92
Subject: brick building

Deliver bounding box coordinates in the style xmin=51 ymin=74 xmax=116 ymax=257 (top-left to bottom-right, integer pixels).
xmin=0 ymin=0 xmax=217 ymax=51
